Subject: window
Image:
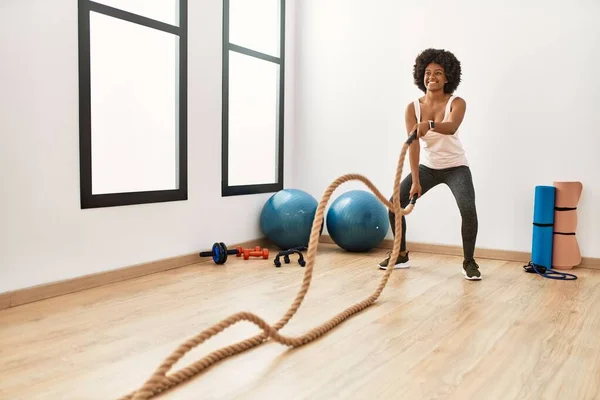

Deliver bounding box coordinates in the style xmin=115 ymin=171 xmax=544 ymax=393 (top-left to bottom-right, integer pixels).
xmin=222 ymin=0 xmax=285 ymax=196
xmin=78 ymin=0 xmax=187 ymax=208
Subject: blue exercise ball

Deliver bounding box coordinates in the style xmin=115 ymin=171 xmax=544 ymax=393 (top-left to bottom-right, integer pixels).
xmin=260 ymin=189 xmax=319 ymax=249
xmin=326 ymin=190 xmax=389 ymax=252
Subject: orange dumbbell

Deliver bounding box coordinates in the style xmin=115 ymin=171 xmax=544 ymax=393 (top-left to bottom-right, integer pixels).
xmin=236 ymin=246 xmax=261 ymax=257
xmin=243 ymin=248 xmax=269 ymax=260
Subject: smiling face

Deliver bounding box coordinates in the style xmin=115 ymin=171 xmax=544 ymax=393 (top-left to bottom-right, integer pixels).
xmin=423 ymin=62 xmax=448 ymax=92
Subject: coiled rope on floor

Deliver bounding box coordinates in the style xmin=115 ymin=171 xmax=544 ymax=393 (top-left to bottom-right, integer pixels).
xmin=120 ymin=131 xmax=420 ymax=400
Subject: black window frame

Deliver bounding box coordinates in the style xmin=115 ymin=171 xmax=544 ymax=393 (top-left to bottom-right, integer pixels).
xmin=221 ymin=0 xmax=285 ymax=197
xmin=77 ymin=0 xmax=188 ymax=209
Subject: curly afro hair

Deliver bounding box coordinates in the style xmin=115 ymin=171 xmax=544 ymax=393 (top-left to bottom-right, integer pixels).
xmin=413 ymin=48 xmax=462 ymax=94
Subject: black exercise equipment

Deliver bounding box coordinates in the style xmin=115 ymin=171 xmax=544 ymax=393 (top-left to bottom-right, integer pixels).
xmin=274 ymin=249 xmax=306 ymax=267
xmin=523 ymin=261 xmax=577 ymax=280
xmin=199 ymin=242 xmax=239 ymax=265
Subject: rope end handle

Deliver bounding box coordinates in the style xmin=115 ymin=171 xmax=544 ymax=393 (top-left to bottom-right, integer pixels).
xmin=405 ymin=130 xmax=418 ymax=145
xmin=401 ymin=130 xmax=419 ymax=208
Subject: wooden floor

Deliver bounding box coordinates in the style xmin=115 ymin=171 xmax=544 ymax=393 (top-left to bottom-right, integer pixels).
xmin=1 ymin=243 xmax=600 ymax=400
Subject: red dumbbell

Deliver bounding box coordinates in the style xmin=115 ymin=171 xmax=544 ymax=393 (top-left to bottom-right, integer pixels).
xmin=236 ymin=246 xmax=261 ymax=257
xmin=243 ymin=248 xmax=269 ymax=260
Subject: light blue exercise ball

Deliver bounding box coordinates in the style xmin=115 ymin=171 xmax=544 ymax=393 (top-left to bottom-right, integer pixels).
xmin=326 ymin=190 xmax=389 ymax=252
xmin=260 ymin=188 xmax=319 ymax=249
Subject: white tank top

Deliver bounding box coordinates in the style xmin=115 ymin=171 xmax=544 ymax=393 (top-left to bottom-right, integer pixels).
xmin=415 ymin=95 xmax=469 ymax=169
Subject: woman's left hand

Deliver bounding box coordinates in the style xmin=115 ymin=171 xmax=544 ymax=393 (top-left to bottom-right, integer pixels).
xmin=412 ymin=122 xmax=429 ymax=138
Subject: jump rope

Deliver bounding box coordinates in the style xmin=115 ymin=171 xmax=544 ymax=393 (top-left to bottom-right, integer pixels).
xmin=523 ymin=261 xmax=578 ymax=280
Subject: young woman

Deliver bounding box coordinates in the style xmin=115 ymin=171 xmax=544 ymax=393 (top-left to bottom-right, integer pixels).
xmin=379 ymin=48 xmax=481 ymax=280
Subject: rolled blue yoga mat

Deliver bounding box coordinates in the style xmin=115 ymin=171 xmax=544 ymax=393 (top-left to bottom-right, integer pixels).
xmin=532 ymin=185 xmax=556 ymax=268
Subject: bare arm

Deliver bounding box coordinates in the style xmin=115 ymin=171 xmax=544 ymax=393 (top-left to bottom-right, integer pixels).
xmin=405 ymin=102 xmax=420 ymax=182
xmin=417 ymin=97 xmax=467 ymax=136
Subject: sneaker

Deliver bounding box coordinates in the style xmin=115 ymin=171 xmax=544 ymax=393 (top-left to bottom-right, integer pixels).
xmin=378 ymin=251 xmax=410 ymax=270
xmin=462 ymin=259 xmax=482 ymax=280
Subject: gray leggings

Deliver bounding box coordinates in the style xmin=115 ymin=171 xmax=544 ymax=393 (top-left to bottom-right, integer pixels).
xmin=388 ymin=164 xmax=478 ymax=260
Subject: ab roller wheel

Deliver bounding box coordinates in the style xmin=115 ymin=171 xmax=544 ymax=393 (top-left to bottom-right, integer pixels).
xmin=199 ymin=242 xmax=238 ymax=265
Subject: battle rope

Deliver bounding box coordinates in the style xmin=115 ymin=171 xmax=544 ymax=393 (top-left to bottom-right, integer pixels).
xmin=120 ymin=131 xmax=420 ymax=400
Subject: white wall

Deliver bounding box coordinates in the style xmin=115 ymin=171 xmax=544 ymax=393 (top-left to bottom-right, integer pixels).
xmin=294 ymin=0 xmax=600 ymax=257
xmin=0 ymin=0 xmax=296 ymax=293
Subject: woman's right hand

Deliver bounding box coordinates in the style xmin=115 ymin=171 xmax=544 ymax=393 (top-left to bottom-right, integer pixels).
xmin=410 ymin=181 xmax=422 ymax=199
